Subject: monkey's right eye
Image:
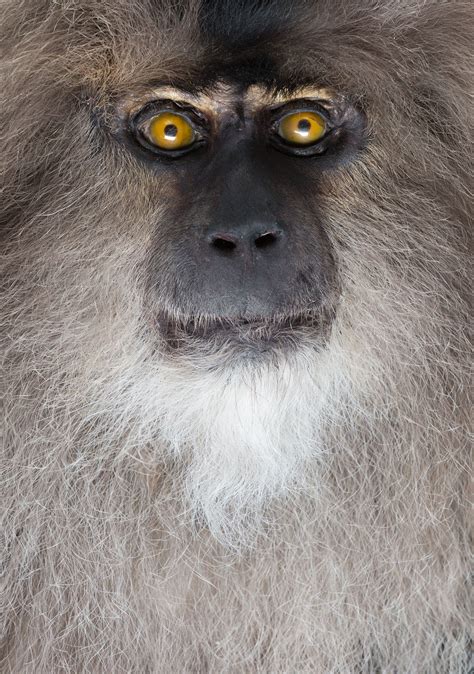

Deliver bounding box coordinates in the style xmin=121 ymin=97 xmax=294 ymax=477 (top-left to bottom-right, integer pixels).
xmin=139 ymin=111 xmax=197 ymax=151
xmin=130 ymin=104 xmax=206 ymax=156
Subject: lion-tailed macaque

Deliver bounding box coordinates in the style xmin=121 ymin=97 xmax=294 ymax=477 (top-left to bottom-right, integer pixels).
xmin=1 ymin=0 xmax=471 ymax=671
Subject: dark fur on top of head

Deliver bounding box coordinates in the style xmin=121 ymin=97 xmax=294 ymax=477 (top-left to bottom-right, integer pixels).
xmin=1 ymin=1 xmax=472 ymax=672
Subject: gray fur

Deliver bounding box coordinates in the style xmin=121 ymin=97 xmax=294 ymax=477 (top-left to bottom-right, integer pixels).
xmin=1 ymin=1 xmax=472 ymax=671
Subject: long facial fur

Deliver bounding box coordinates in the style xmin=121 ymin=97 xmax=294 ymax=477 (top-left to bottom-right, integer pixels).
xmin=1 ymin=1 xmax=472 ymax=672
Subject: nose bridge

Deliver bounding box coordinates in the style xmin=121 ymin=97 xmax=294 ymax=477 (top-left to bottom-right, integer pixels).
xmin=207 ymin=147 xmax=278 ymax=236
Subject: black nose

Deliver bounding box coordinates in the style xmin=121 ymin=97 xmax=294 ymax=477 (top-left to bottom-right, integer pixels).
xmin=208 ymin=225 xmax=283 ymax=254
xmin=197 ymin=216 xmax=296 ymax=317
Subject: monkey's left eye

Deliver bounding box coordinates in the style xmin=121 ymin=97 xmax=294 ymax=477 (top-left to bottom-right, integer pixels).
xmin=277 ymin=111 xmax=327 ymax=145
xmin=138 ymin=111 xmax=197 ymax=151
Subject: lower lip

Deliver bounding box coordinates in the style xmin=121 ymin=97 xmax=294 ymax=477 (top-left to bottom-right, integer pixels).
xmin=157 ymin=312 xmax=324 ymax=349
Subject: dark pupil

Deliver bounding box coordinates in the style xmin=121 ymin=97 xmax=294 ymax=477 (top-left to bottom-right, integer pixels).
xmin=164 ymin=123 xmax=178 ymax=139
xmin=297 ymin=118 xmax=311 ymax=132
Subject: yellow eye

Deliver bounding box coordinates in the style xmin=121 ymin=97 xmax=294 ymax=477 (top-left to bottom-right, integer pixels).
xmin=278 ymin=110 xmax=326 ymax=145
xmin=145 ymin=111 xmax=196 ymax=150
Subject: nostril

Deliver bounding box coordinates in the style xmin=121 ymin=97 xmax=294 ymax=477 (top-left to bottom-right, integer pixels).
xmin=210 ymin=234 xmax=238 ymax=252
xmin=254 ymin=231 xmax=281 ymax=249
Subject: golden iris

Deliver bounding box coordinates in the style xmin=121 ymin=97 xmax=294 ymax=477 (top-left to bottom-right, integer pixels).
xmin=146 ymin=112 xmax=195 ymax=150
xmin=278 ymin=110 xmax=326 ymax=145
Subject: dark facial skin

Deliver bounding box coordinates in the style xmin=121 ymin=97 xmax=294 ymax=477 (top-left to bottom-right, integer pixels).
xmin=113 ymin=80 xmax=365 ymax=345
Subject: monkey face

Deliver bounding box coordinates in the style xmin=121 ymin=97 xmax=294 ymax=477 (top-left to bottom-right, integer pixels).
xmin=108 ymin=81 xmax=365 ymax=352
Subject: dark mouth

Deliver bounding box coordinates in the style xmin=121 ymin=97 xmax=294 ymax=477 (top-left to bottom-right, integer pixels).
xmin=157 ymin=308 xmax=333 ymax=351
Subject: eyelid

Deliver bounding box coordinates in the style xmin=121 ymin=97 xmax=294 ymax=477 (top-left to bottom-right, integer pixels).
xmin=132 ymin=100 xmax=209 ymax=131
xmin=139 ymin=111 xmax=196 ymax=137
xmin=270 ymin=101 xmax=332 ymax=128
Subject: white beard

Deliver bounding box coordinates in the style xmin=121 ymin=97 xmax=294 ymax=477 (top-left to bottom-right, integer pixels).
xmin=152 ymin=342 xmax=335 ymax=547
